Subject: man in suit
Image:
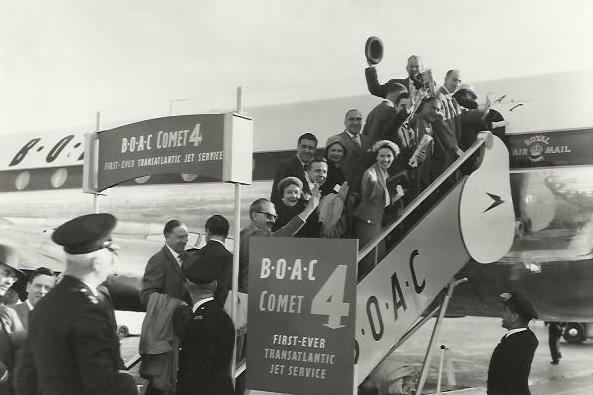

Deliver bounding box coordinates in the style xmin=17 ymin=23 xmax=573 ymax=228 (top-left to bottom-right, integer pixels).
xmin=10 ymin=267 xmax=56 ymax=329
xmin=239 ymin=193 xmax=320 ymax=293
xmin=327 ymin=109 xmax=371 ymax=193
xmin=270 ymin=132 xmax=318 ymax=206
xmin=175 ymin=245 xmax=235 ymax=395
xmin=18 ymin=213 xmax=137 ymax=395
xmin=487 ymin=291 xmax=539 ymax=395
xmin=297 ymin=157 xmax=327 ymax=238
xmin=140 ymin=219 xmax=191 ymax=395
xmin=362 ymin=81 xmax=408 ymax=147
xmin=184 ymin=215 xmax=232 ymax=307
xmin=365 ymin=55 xmax=424 ymax=99
xmin=140 ymin=219 xmax=190 ymax=307
xmin=0 ymin=244 xmax=26 ymax=395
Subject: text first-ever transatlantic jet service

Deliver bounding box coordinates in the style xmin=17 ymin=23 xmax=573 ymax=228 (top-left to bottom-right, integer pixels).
xmin=0 ymin=69 xmax=592 ymax=322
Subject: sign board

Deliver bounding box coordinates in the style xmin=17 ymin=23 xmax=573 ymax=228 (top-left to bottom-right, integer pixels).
xmin=84 ymin=113 xmax=252 ymax=192
xmin=508 ymin=129 xmax=593 ymax=170
xmin=247 ymin=238 xmax=357 ymax=395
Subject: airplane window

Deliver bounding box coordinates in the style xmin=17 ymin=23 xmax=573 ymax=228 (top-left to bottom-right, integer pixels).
xmin=50 ymin=168 xmax=68 ymax=188
xmin=14 ymin=171 xmax=31 ymax=190
xmin=187 ymin=232 xmax=202 ymax=247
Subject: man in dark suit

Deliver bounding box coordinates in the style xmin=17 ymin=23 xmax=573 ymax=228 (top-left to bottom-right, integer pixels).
xmin=546 ymin=321 xmax=564 ymax=365
xmin=18 ymin=213 xmax=137 ymax=395
xmin=270 ymin=132 xmax=318 ymax=206
xmin=10 ymin=267 xmax=56 ymax=330
xmin=175 ymin=245 xmax=235 ymax=395
xmin=140 ymin=219 xmax=190 ymax=307
xmin=365 ymin=55 xmax=423 ymax=99
xmin=487 ymin=291 xmax=539 ymax=395
xmin=184 ymin=215 xmax=232 ymax=307
xmin=362 ymin=81 xmax=408 ymax=147
xmin=140 ymin=219 xmax=191 ymax=395
xmin=327 ymin=109 xmax=371 ymax=192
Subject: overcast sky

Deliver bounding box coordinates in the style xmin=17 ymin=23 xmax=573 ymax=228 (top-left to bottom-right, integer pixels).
xmin=1 ymin=0 xmax=592 ymax=135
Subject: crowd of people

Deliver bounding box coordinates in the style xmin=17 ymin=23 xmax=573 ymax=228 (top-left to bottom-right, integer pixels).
xmin=252 ymin=54 xmax=509 ymax=278
xmin=0 ymin=56 xmax=536 ymax=395
xmin=0 ymin=212 xmax=546 ymax=395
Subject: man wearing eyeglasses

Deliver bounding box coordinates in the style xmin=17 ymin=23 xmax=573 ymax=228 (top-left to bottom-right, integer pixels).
xmin=0 ymin=244 xmax=26 ymax=395
xmin=238 ymin=188 xmax=320 ymax=294
xmin=17 ymin=213 xmax=137 ymax=395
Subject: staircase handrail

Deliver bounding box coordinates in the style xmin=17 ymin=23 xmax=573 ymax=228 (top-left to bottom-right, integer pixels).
xmin=358 ymin=133 xmax=488 ymax=263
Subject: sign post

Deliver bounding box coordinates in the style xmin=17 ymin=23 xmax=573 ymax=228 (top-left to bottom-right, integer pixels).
xmin=246 ymin=238 xmax=357 ymax=395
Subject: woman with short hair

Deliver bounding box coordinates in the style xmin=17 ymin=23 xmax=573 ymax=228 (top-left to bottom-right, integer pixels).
xmin=353 ymin=140 xmax=404 ymax=275
xmin=272 ymin=176 xmax=305 ymax=232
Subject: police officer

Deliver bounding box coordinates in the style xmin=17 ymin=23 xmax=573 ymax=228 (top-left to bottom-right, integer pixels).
xmin=176 ymin=251 xmax=235 ymax=395
xmin=487 ymin=291 xmax=539 ymax=395
xmin=17 ymin=213 xmax=137 ymax=395
xmin=0 ymin=244 xmax=26 ymax=395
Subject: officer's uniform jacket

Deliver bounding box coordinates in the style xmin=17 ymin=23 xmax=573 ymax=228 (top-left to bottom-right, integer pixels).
xmin=18 ymin=275 xmax=136 ymax=395
xmin=487 ymin=328 xmax=538 ymax=395
xmin=176 ymin=298 xmax=235 ymax=395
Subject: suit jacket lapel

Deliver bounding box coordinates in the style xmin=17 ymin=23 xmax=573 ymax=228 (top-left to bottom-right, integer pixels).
xmin=341 ymin=131 xmax=362 ymax=156
xmin=161 ymin=246 xmax=186 ymax=279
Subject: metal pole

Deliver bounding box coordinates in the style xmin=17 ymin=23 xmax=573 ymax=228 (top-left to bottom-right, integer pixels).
xmin=236 ymin=86 xmax=242 ymax=114
xmin=436 ymin=345 xmax=446 ymax=394
xmin=231 ymin=86 xmax=243 ymax=386
xmin=416 ymin=277 xmax=467 ymax=395
xmin=93 ymin=111 xmax=101 ymax=213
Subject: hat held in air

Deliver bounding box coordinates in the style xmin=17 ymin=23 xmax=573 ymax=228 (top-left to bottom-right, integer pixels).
xmin=365 ymin=36 xmax=384 ymax=65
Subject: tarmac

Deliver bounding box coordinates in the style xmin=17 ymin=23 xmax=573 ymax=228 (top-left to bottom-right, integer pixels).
xmin=119 ymin=315 xmax=593 ymax=394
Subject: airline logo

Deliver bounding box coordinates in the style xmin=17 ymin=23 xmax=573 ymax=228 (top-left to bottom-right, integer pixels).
xmin=508 ymin=129 xmax=593 ymax=169
xmin=459 ymin=134 xmax=515 ymax=264
xmin=3 ymin=132 xmax=86 ymax=171
xmin=354 ymin=181 xmax=469 ymax=384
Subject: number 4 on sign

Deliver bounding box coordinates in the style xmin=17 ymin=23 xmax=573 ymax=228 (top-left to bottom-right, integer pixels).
xmin=311 ymin=265 xmax=350 ymax=329
xmin=189 ymin=124 xmax=203 ymax=146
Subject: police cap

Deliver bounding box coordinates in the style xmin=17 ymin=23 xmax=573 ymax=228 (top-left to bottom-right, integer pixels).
xmin=500 ymin=291 xmax=538 ymax=321
xmin=52 ymin=213 xmax=117 ymax=254
xmin=182 ymin=250 xmax=220 ymax=285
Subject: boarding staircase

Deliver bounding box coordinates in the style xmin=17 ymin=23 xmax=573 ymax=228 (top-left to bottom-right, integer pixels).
xmin=173 ymin=131 xmax=513 ymax=395
xmin=353 ymin=132 xmax=515 ymax=391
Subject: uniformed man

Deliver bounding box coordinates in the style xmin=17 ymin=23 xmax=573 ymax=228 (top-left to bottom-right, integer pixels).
xmin=0 ymin=244 xmax=26 ymax=395
xmin=17 ymin=213 xmax=137 ymax=395
xmin=487 ymin=291 xmax=539 ymax=395
xmin=176 ymin=251 xmax=235 ymax=395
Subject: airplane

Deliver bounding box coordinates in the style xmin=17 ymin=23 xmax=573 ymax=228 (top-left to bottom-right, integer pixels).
xmin=0 ymin=68 xmax=592 ymax=329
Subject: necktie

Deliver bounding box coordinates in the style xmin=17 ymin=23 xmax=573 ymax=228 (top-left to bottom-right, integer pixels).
xmin=178 ymin=250 xmax=189 ymax=264
xmin=353 ymin=134 xmax=361 ymax=146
